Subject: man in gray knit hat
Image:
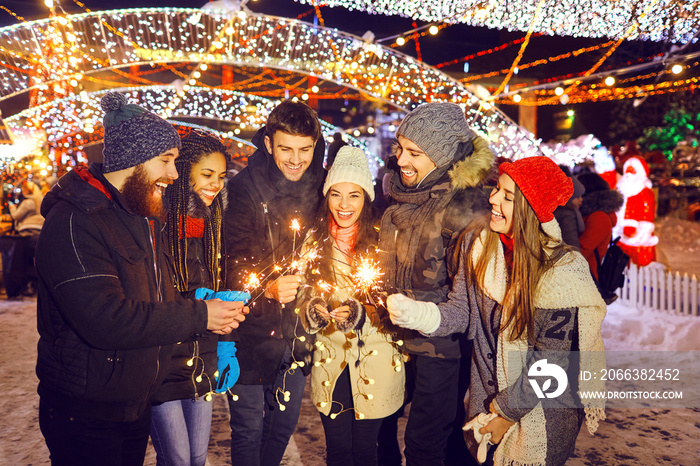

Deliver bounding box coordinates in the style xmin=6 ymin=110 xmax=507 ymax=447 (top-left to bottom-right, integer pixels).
xmin=378 ymin=102 xmax=494 ymax=466
xmin=35 ymin=92 xmax=247 ymax=465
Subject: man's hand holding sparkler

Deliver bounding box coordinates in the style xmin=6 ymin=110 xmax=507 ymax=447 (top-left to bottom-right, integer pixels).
xmin=205 ymin=299 xmax=249 ymax=334
xmin=265 ymin=275 xmax=302 ymax=304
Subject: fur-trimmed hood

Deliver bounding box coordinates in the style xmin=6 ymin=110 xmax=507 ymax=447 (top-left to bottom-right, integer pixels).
xmin=448 ymin=136 xmax=494 ymax=190
xmin=580 ymin=188 xmax=623 ymax=217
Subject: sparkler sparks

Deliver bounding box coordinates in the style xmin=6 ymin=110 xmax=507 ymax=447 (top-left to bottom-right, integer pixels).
xmin=245 ymin=272 xmax=261 ymax=291
xmin=353 ymin=257 xmax=383 ymax=293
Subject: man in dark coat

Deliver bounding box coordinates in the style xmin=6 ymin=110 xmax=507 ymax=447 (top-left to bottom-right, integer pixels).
xmin=224 ymin=100 xmax=325 ymax=466
xmin=378 ymin=102 xmax=494 ymax=466
xmin=35 ymin=92 xmax=246 ymax=466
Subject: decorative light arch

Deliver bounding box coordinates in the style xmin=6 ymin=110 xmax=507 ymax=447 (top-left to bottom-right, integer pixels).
xmin=297 ymin=0 xmax=700 ymax=43
xmin=4 ymin=86 xmax=379 ymax=173
xmin=0 ymin=7 xmax=548 ymax=160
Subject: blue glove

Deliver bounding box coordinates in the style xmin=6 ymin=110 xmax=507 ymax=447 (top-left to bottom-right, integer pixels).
xmin=215 ymin=341 xmax=240 ymax=393
xmin=195 ymin=287 xmax=250 ymax=303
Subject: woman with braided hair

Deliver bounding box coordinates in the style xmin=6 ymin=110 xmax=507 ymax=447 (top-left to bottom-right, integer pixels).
xmin=149 ymin=128 xmax=229 ymax=466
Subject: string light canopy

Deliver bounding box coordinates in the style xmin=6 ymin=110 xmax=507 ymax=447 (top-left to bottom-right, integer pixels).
xmin=1 ymin=86 xmax=376 ymax=172
xmin=296 ymin=0 xmax=700 ymax=43
xmin=0 ymin=7 xmax=556 ymax=160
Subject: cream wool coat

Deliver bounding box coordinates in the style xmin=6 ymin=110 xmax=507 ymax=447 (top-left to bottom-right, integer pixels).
xmin=300 ymin=237 xmax=405 ymax=420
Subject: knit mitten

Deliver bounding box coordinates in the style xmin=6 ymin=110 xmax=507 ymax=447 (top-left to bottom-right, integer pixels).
xmin=386 ymin=293 xmax=441 ymax=334
xmin=462 ymin=412 xmax=498 ymax=464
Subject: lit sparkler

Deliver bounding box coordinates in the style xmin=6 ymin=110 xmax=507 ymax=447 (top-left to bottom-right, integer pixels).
xmin=353 ymin=257 xmax=383 ymax=293
xmin=245 ymin=272 xmax=260 ymax=291
xmin=291 ymin=218 xmax=301 ymax=258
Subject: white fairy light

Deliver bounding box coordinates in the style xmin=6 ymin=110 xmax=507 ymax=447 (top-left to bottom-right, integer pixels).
xmin=0 ymin=7 xmax=566 ymax=165
xmin=295 ymin=0 xmax=699 ymax=42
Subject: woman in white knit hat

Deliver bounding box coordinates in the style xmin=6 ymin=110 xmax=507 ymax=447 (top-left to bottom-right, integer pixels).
xmin=297 ymin=145 xmax=405 ymax=465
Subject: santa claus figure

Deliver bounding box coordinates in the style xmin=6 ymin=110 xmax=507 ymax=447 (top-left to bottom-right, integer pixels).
xmin=615 ymin=156 xmax=658 ymax=266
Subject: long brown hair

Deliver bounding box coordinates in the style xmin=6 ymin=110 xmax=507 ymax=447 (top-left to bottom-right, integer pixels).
xmin=459 ymin=185 xmax=569 ymax=342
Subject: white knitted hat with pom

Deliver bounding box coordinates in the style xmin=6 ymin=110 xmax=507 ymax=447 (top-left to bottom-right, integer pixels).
xmin=322 ymin=146 xmax=375 ymax=201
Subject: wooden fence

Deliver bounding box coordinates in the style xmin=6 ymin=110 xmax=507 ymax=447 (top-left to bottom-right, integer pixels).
xmin=618 ymin=263 xmax=700 ymax=316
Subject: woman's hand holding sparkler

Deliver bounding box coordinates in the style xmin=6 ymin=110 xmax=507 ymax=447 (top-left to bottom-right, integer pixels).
xmin=329 ymin=305 xmax=351 ymax=323
xmin=264 ymin=275 xmax=302 ymax=304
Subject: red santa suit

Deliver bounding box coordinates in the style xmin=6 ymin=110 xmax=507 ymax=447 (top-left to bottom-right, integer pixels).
xmin=615 ymin=157 xmax=658 ymax=266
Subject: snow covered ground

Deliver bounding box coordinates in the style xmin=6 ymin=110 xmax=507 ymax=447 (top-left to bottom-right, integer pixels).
xmin=1 ymin=218 xmax=698 ymax=465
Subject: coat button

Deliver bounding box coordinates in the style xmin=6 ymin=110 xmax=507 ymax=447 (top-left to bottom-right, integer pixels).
xmin=487 ymin=380 xmax=494 ymax=386
xmin=487 ymin=353 xmax=493 ymax=359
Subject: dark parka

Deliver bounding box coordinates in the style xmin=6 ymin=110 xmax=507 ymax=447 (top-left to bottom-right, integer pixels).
xmin=35 ymin=164 xmax=209 ymax=422
xmin=224 ymin=128 xmax=325 ymax=385
xmin=151 ymin=233 xmax=219 ymax=404
xmin=382 ymin=137 xmax=493 ymax=358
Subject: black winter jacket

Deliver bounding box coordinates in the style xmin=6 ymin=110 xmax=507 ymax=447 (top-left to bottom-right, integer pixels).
xmin=224 ymin=128 xmax=324 ymax=384
xmin=35 ymin=164 xmax=209 ymax=422
xmin=151 ymin=235 xmax=219 ymax=404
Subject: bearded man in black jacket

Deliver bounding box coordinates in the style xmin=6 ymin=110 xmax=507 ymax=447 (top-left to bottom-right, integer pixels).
xmin=35 ymin=92 xmax=247 ymax=466
xmin=224 ymin=100 xmax=325 ymax=466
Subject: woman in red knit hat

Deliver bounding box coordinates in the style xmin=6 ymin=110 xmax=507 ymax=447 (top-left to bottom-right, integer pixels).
xmin=386 ymin=156 xmax=607 ymax=465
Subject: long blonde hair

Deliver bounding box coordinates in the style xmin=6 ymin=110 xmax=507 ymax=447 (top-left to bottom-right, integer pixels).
xmin=460 ymin=185 xmax=570 ymax=342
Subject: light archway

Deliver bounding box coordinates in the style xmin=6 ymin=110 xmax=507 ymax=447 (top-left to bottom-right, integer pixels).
xmin=0 ymin=7 xmax=546 ymax=159
xmin=4 ymin=86 xmax=379 ymax=173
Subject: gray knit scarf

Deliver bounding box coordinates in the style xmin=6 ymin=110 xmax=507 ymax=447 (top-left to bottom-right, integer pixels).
xmin=379 ymin=173 xmax=455 ymax=290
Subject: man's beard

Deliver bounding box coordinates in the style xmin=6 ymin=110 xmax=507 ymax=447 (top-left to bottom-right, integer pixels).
xmin=120 ymin=165 xmax=169 ymax=220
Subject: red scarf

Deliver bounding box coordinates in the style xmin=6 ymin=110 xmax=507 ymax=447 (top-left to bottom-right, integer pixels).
xmin=329 ymin=214 xmax=359 ymax=258
xmin=499 ymin=233 xmax=514 ymax=269
xmin=178 ymin=215 xmax=205 ymax=239
xmin=75 ymin=165 xmax=112 ymax=200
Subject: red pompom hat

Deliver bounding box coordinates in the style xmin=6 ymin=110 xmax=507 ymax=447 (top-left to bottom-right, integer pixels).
xmin=499 ymin=157 xmax=573 ymax=223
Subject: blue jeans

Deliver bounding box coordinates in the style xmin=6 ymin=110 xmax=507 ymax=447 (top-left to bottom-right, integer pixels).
xmin=150 ymin=397 xmax=213 ymax=466
xmin=227 ymin=347 xmax=307 ymax=466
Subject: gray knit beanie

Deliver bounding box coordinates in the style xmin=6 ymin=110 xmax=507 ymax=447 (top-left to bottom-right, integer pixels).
xmin=323 ymin=146 xmax=375 ymax=201
xmin=100 ymin=92 xmax=181 ymax=173
xmin=396 ymin=103 xmax=476 ymax=169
